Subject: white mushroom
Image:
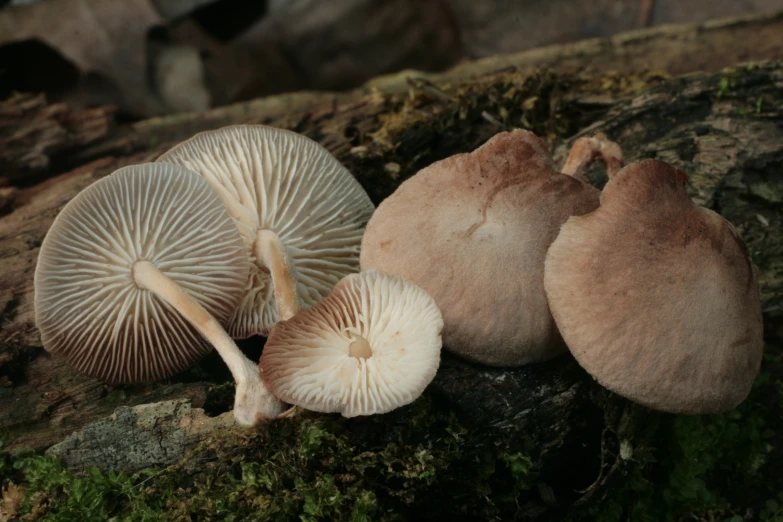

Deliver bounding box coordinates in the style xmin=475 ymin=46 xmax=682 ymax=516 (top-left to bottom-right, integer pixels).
xmin=260 ymin=269 xmax=443 ymax=417
xmin=34 ymin=163 xmax=285 ymax=426
xmin=157 ymin=125 xmax=375 ymax=336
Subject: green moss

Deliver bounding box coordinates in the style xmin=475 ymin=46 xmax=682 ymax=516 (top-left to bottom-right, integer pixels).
xmin=103 ymin=389 xmax=128 ymax=406
xmin=0 ymin=397 xmax=547 ymax=521
xmin=329 ymin=69 xmax=666 ymax=204
xmin=717 ymin=75 xmax=736 ymax=100
xmin=6 ymin=348 xmax=778 ymax=522
xmin=569 ymin=351 xmax=783 ymax=522
xmin=5 ymin=356 xmax=779 ymax=522
xmin=715 ymin=64 xmax=759 ymax=100
xmin=499 ymin=452 xmax=537 ymax=498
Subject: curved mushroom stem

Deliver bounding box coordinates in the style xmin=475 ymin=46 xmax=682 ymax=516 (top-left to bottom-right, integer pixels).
xmin=561 ymin=133 xmax=624 ymax=181
xmin=132 ymin=260 xmax=286 ymax=426
xmin=275 ymin=406 xmax=298 ymax=420
xmin=253 ymin=229 xmax=301 ymax=321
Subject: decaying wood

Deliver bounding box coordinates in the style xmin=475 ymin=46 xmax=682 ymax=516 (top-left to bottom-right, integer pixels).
xmin=0 ymin=93 xmax=115 ymax=187
xmin=46 ymin=399 xmax=233 ymax=473
xmin=35 ymin=354 xmax=597 ymax=475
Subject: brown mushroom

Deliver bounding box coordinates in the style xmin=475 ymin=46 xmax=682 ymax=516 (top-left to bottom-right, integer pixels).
xmin=360 ymin=129 xmax=621 ymax=366
xmin=34 ymin=163 xmax=285 ymax=425
xmin=543 ymin=159 xmax=764 ymax=414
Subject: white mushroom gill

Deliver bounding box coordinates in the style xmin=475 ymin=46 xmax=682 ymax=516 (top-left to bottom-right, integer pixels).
xmin=34 ymin=164 xmax=285 ymax=426
xmin=157 ymin=125 xmax=375 ymax=337
xmin=260 ymin=269 xmax=444 ymax=418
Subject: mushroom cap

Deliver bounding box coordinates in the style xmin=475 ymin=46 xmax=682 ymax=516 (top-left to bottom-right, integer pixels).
xmin=34 ymin=163 xmax=249 ymax=384
xmin=360 ymin=130 xmax=600 ymax=366
xmin=260 ymin=269 xmax=443 ymax=417
xmin=544 ymin=159 xmax=764 ymax=414
xmin=157 ymin=125 xmax=375 ymax=338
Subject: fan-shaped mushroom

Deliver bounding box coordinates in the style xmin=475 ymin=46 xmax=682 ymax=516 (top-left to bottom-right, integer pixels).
xmin=34 ymin=163 xmax=284 ymax=425
xmin=157 ymin=125 xmax=375 ymax=336
xmin=260 ymin=269 xmax=443 ymax=417
xmin=360 ymin=130 xmax=621 ymax=366
xmin=544 ymin=159 xmax=764 ymax=414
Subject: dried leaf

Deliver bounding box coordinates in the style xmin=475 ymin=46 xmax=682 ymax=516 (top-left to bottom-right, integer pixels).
xmin=0 ymin=482 xmax=26 ymax=521
xmin=0 ymin=0 xmax=165 ymax=116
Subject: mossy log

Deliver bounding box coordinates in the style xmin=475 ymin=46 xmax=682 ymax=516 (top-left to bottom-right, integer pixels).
xmin=1 ymin=56 xmax=782 ymax=519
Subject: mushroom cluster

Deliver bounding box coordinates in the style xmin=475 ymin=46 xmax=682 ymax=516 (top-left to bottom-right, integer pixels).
xmin=156 ymin=125 xmax=376 ymax=336
xmin=35 ymin=122 xmax=762 ymax=432
xmin=362 ymin=129 xmax=763 ymax=415
xmin=35 ymin=163 xmax=286 ymax=425
xmin=35 ymin=125 xmax=443 ymax=427
xmin=360 ymin=130 xmax=620 ymax=366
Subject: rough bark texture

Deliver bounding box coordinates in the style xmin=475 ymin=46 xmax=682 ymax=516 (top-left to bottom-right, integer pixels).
xmin=35 ymin=355 xmax=598 ymax=476
xmin=0 ymin=93 xmax=115 ymax=186
xmin=0 ymin=28 xmax=781 ymax=520
xmin=46 ymin=400 xmax=234 ymax=473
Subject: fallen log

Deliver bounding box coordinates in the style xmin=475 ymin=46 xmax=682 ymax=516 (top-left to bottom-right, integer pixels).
xmin=0 ymin=58 xmax=781 ymax=520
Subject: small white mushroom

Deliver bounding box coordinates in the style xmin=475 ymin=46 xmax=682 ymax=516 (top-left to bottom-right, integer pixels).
xmin=34 ymin=163 xmax=284 ymax=426
xmin=157 ymin=125 xmax=375 ymax=336
xmin=260 ymin=269 xmax=443 ymax=417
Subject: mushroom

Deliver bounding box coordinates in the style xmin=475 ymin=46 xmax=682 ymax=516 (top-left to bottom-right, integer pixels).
xmin=561 ymin=132 xmax=624 ymax=180
xmin=34 ymin=163 xmax=285 ymax=425
xmin=156 ymin=124 xmax=375 ymax=336
xmin=360 ymin=129 xmax=621 ymax=366
xmin=259 ymin=269 xmax=443 ymax=417
xmin=543 ymin=159 xmax=764 ymax=414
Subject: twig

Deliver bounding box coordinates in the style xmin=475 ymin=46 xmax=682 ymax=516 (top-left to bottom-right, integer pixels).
xmin=481 ymin=111 xmax=505 ymax=128
xmin=639 ymin=0 xmax=655 ymax=27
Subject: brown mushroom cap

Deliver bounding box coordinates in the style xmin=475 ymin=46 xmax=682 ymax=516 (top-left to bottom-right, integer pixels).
xmin=360 ymin=130 xmax=600 ymax=366
xmin=34 ymin=163 xmax=249 ymax=383
xmin=543 ymin=159 xmax=764 ymax=414
xmin=260 ymin=269 xmax=443 ymax=417
xmin=157 ymin=125 xmax=375 ymax=337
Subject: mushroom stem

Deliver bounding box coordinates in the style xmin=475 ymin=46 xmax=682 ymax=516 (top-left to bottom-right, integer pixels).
xmin=253 ymin=229 xmax=301 ymax=321
xmin=561 ymin=133 xmax=624 ymax=180
xmin=348 ymin=333 xmax=373 ymax=359
xmin=132 ymin=260 xmax=285 ymax=426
